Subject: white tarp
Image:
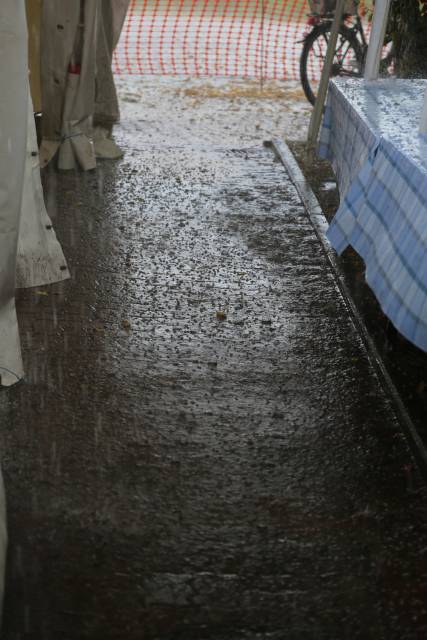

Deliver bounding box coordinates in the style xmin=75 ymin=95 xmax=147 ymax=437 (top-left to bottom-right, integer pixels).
xmin=40 ymin=0 xmax=130 ymax=170
xmin=0 ymin=0 xmax=27 ymax=619
xmin=0 ymin=0 xmax=70 ymax=387
xmin=18 ymin=94 xmax=71 ymax=288
xmin=0 ymin=472 xmax=6 ymax=619
xmin=0 ymin=0 xmax=29 ymax=386
xmin=39 ymin=0 xmax=98 ymax=170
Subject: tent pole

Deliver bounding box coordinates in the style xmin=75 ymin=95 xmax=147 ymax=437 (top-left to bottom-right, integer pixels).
xmin=307 ymin=0 xmax=346 ymax=148
xmin=364 ymin=0 xmax=392 ymax=81
xmin=25 ymin=0 xmax=42 ymax=112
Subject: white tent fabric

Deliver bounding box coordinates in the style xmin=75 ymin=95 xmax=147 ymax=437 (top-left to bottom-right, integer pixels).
xmin=93 ymin=0 xmax=130 ymax=160
xmin=112 ymin=0 xmax=131 ymax=47
xmin=39 ymin=0 xmax=98 ymax=171
xmin=0 ymin=1 xmax=70 ymax=387
xmin=40 ymin=0 xmax=130 ymax=170
xmin=0 ymin=0 xmax=28 ymax=617
xmin=17 ymin=94 xmax=70 ymax=287
xmin=0 ymin=0 xmax=29 ymax=386
xmin=93 ymin=0 xmax=131 ymax=127
xmin=56 ymin=71 xmax=97 ymax=172
xmin=0 ymin=471 xmax=6 ymax=620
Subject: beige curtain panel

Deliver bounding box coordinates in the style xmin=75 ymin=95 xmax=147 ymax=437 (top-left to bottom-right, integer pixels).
xmin=0 ymin=1 xmax=70 ymax=388
xmin=0 ymin=0 xmax=29 ymax=386
xmin=0 ymin=0 xmax=28 ymax=619
xmin=40 ymin=0 xmax=130 ymax=170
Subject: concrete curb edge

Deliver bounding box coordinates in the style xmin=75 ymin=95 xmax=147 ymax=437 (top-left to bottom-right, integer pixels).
xmin=269 ymin=137 xmax=427 ymax=473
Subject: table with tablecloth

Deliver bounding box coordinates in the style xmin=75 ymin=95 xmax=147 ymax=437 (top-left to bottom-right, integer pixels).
xmin=319 ymin=78 xmax=427 ymax=352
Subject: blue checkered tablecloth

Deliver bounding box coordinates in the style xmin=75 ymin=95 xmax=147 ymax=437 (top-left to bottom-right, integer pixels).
xmin=318 ymin=80 xmax=378 ymax=198
xmin=318 ymin=78 xmax=427 ymax=352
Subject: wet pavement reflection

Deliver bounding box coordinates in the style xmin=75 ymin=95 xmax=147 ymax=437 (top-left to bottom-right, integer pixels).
xmin=1 ymin=80 xmax=427 ymax=639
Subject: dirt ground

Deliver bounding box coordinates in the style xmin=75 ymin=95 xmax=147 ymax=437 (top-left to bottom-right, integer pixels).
xmin=115 ymin=76 xmax=311 ymax=146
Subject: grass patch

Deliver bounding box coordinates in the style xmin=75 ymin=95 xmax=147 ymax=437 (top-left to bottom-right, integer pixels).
xmin=179 ymin=81 xmax=307 ymax=100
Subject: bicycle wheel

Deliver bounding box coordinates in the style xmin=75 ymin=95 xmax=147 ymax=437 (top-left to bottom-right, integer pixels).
xmin=300 ymin=22 xmax=364 ymax=106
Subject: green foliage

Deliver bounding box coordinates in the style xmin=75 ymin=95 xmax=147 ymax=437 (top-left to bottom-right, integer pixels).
xmin=390 ymin=0 xmax=427 ymax=76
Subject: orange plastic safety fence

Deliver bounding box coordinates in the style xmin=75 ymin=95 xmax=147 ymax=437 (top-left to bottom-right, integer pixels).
xmin=113 ymin=0 xmax=312 ymax=79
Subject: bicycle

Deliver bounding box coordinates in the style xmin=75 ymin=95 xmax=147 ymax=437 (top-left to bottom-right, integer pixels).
xmin=299 ymin=1 xmax=394 ymax=105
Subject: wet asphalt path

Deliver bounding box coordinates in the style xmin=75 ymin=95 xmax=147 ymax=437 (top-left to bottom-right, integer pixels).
xmin=1 ymin=112 xmax=427 ymax=638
